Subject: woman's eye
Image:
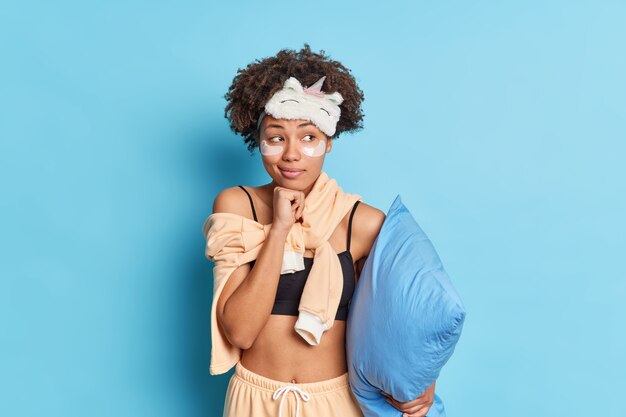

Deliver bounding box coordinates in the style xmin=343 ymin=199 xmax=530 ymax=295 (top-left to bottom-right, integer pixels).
xmin=269 ymin=136 xmax=283 ymax=142
xmin=303 ymin=135 xmax=315 ymax=142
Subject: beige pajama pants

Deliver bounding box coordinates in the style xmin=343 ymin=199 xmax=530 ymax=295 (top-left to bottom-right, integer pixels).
xmin=222 ymin=361 xmax=365 ymax=417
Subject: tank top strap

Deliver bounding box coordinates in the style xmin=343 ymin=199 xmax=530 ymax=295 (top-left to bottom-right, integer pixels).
xmin=347 ymin=200 xmax=360 ymax=252
xmin=237 ymin=185 xmax=258 ymax=222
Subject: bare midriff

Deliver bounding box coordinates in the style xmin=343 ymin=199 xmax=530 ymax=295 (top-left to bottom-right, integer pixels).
xmin=240 ymin=315 xmax=349 ymax=383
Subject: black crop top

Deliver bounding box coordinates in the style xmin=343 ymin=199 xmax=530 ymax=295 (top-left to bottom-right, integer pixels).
xmin=238 ymin=185 xmax=360 ymax=321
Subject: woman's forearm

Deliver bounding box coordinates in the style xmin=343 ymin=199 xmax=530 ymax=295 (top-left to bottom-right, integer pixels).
xmin=221 ymin=225 xmax=290 ymax=349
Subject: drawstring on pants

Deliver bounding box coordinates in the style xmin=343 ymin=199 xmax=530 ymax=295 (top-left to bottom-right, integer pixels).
xmin=272 ymin=384 xmax=311 ymax=417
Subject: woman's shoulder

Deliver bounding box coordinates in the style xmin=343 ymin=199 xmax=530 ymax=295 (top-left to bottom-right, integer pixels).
xmin=212 ymin=185 xmax=255 ymax=218
xmin=355 ymin=201 xmax=386 ymax=230
xmin=352 ymin=201 xmax=386 ymax=260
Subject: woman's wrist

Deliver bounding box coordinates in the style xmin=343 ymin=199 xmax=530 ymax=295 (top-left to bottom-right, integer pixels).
xmin=269 ymin=224 xmax=291 ymax=239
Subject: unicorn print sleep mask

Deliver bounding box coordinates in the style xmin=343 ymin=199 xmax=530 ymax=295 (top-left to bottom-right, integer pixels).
xmin=256 ymin=76 xmax=344 ymax=137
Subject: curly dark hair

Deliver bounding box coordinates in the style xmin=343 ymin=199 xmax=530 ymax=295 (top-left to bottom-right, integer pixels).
xmin=223 ymin=43 xmax=365 ymax=153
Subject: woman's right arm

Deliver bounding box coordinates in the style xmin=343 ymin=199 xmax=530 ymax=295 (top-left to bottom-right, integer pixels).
xmin=212 ymin=186 xmax=303 ymax=350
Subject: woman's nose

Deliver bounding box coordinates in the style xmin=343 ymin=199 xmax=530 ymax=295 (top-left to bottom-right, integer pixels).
xmin=282 ymin=139 xmax=301 ymax=160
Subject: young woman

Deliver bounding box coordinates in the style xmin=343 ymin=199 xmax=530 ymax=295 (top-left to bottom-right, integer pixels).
xmin=206 ymin=44 xmax=435 ymax=417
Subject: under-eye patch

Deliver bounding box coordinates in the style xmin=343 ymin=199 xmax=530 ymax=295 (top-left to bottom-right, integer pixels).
xmin=260 ymin=138 xmax=326 ymax=158
xmin=260 ymin=139 xmax=283 ymax=156
xmin=301 ymin=139 xmax=326 ymax=157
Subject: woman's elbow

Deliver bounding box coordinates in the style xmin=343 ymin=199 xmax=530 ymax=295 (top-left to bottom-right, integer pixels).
xmin=218 ymin=311 xmax=255 ymax=350
xmin=228 ymin=329 xmax=254 ymax=350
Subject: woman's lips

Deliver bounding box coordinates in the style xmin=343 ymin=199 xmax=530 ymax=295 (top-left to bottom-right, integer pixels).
xmin=279 ymin=168 xmax=304 ymax=179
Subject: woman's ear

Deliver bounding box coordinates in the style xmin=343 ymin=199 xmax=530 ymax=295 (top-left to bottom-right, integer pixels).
xmin=326 ymin=136 xmax=333 ymax=153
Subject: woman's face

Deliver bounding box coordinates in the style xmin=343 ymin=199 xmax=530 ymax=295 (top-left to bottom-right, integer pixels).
xmin=258 ymin=115 xmax=332 ymax=191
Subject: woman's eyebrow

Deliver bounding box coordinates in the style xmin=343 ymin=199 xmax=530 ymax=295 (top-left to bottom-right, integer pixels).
xmin=266 ymin=122 xmax=314 ymax=129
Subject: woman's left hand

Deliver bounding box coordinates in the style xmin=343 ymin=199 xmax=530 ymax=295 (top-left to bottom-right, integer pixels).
xmin=382 ymin=380 xmax=435 ymax=417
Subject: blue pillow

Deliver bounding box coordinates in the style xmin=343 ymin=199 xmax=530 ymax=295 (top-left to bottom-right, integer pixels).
xmin=346 ymin=194 xmax=466 ymax=417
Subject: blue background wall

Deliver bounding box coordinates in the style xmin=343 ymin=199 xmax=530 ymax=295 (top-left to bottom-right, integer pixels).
xmin=1 ymin=1 xmax=624 ymax=416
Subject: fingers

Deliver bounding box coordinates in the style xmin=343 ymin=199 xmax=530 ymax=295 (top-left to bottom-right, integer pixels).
xmin=294 ymin=192 xmax=301 ymax=219
xmin=404 ymin=403 xmax=432 ymax=417
xmin=383 ymin=393 xmax=424 ymax=409
xmin=295 ymin=191 xmax=305 ymax=220
xmin=277 ymin=187 xmax=305 ymax=222
xmin=383 ymin=392 xmax=431 ymax=416
xmin=386 ymin=399 xmax=432 ymax=417
xmin=400 ymin=401 xmax=430 ymax=415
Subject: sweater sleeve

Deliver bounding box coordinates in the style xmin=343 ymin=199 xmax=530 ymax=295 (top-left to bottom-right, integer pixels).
xmin=201 ymin=213 xmax=271 ymax=374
